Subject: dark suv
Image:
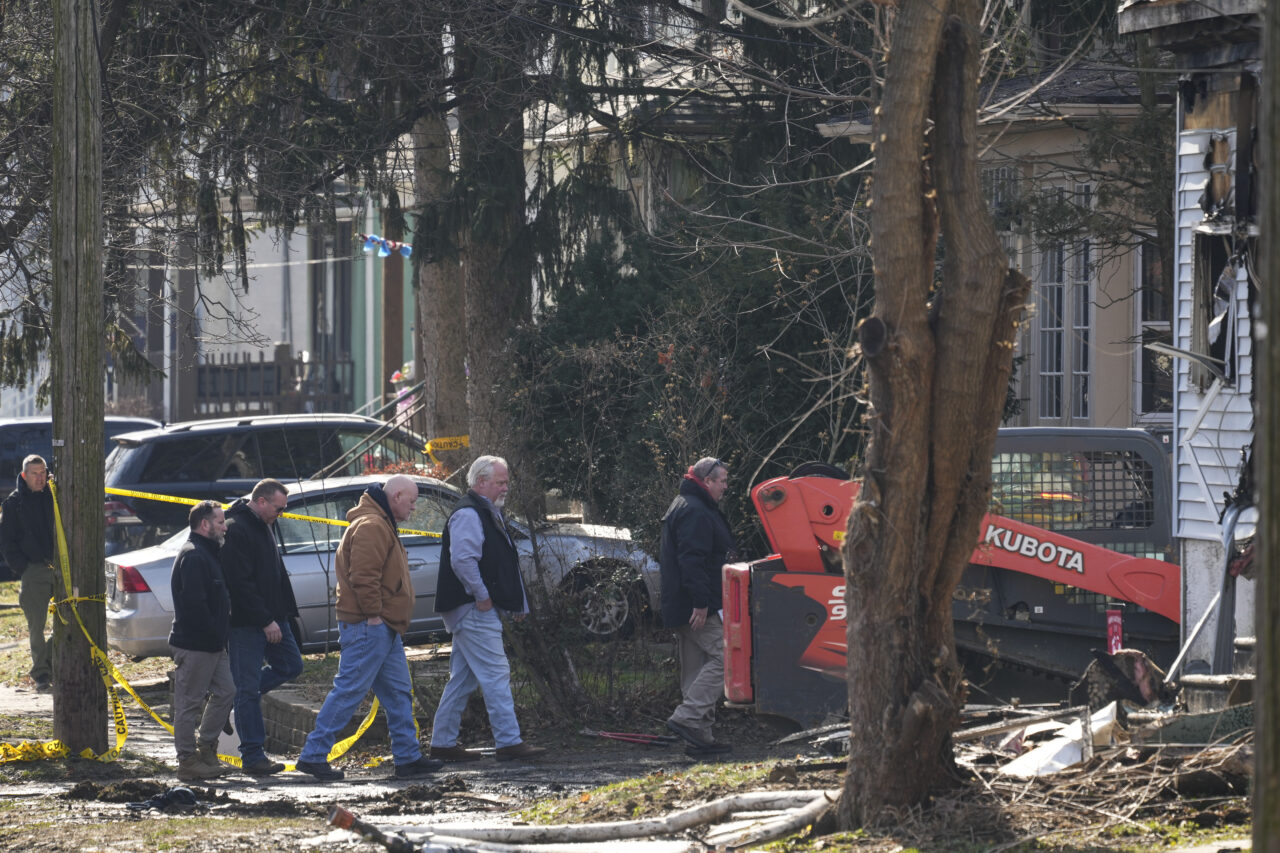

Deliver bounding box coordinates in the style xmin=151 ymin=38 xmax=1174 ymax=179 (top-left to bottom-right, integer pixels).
xmin=103 ymin=413 xmax=429 ymax=554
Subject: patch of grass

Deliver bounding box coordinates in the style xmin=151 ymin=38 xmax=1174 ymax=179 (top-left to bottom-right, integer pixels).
xmin=294 ymin=651 xmax=341 ymax=685
xmin=0 ymin=711 xmax=54 ymax=741
xmin=520 ymin=759 xmax=780 ymax=824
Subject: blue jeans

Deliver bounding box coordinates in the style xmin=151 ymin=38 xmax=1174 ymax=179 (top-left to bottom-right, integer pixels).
xmin=430 ymin=607 xmax=522 ymax=749
xmin=299 ymin=621 xmax=422 ymax=765
xmin=228 ymin=624 xmax=303 ymax=763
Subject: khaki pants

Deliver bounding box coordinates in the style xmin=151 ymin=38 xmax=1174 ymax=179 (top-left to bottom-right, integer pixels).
xmin=170 ymin=646 xmax=235 ymax=759
xmin=19 ymin=564 xmax=57 ymax=685
xmin=668 ymin=613 xmax=724 ymax=741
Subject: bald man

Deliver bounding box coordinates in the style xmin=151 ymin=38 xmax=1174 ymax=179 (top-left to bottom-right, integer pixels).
xmin=294 ymin=476 xmax=443 ymax=782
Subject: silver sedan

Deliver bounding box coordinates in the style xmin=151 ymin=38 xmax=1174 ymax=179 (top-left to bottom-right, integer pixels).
xmin=104 ymin=475 xmax=661 ymax=658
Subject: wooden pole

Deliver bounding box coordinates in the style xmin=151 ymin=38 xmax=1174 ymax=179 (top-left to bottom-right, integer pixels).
xmin=51 ymin=0 xmax=107 ymax=752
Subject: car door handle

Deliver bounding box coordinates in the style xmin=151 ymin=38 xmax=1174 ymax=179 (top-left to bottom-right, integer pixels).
xmin=408 ymin=561 xmax=429 ymax=569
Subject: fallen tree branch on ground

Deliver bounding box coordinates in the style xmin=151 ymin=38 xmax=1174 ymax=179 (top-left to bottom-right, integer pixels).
xmin=381 ymin=789 xmax=838 ymax=846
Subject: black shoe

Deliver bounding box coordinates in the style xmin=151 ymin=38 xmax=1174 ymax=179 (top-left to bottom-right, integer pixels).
xmin=34 ymin=679 xmax=52 ymax=694
xmin=495 ymin=743 xmax=547 ymax=762
xmin=393 ymin=756 xmax=444 ymax=779
xmin=222 ymin=719 xmax=234 ymax=736
xmin=294 ymin=760 xmax=344 ymax=782
xmin=243 ymin=758 xmax=285 ymax=776
xmin=665 ymin=719 xmax=712 ymax=748
xmin=684 ymin=741 xmax=732 ymax=757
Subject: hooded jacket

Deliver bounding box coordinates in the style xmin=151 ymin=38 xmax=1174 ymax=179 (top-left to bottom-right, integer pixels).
xmin=221 ymin=497 xmax=299 ymax=629
xmin=334 ymin=486 xmax=414 ymax=635
xmin=659 ymin=477 xmax=735 ymax=628
xmin=0 ymin=474 xmax=56 ymax=575
xmin=169 ymin=531 xmax=231 ymax=652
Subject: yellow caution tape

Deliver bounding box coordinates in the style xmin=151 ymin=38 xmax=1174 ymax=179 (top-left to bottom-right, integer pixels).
xmin=106 ymin=486 xmax=440 ymax=538
xmin=426 ymin=435 xmax=469 ymax=452
xmin=105 ymin=486 xmax=204 ymax=508
xmin=425 ymin=434 xmax=469 ymax=465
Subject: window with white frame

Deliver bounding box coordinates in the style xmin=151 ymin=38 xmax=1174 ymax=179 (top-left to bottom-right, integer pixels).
xmin=1034 ymin=184 xmax=1093 ymax=424
xmin=1038 ymin=237 xmax=1065 ymax=420
xmin=1136 ymin=238 xmax=1173 ymax=418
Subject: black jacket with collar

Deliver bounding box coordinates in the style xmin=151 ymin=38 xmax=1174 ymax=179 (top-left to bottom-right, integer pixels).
xmin=659 ymin=477 xmax=735 ymax=628
xmin=0 ymin=475 xmax=55 ymax=574
xmin=220 ymin=497 xmax=299 ymax=629
xmin=169 ymin=531 xmax=231 ymax=652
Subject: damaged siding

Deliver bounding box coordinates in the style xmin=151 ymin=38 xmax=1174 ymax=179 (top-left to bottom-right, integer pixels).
xmin=1172 ymin=128 xmax=1255 ymax=543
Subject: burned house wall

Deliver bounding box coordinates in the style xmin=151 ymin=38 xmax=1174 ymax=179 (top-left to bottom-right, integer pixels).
xmin=1171 ymin=89 xmax=1258 ymax=669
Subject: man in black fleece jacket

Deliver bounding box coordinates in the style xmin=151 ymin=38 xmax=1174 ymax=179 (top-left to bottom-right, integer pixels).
xmin=659 ymin=456 xmax=736 ymax=754
xmin=169 ymin=501 xmax=234 ymax=782
xmin=222 ymin=478 xmax=302 ymax=776
xmin=0 ymin=455 xmax=57 ymax=692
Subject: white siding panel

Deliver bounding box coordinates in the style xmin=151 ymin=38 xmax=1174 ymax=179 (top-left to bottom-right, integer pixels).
xmin=1179 ymin=136 xmax=1209 ymax=156
xmin=1175 ymin=396 xmax=1254 ymax=540
xmin=1170 ymin=129 xmax=1253 ymax=543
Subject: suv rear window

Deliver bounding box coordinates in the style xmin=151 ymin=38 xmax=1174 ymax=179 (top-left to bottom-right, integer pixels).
xmin=253 ymin=429 xmax=338 ymax=480
xmin=138 ymin=435 xmax=243 ymax=482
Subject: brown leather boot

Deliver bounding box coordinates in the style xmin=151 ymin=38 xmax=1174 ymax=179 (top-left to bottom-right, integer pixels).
xmin=195 ymin=742 xmax=227 ymax=776
xmin=177 ymin=754 xmax=223 ymax=782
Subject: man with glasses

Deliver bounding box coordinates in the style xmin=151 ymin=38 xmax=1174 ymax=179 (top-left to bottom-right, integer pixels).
xmin=222 ymin=478 xmax=303 ymax=775
xmin=660 ymin=457 xmax=736 ymax=756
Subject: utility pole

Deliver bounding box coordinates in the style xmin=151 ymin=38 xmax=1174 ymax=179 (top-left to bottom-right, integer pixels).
xmin=51 ymin=0 xmax=107 ymax=752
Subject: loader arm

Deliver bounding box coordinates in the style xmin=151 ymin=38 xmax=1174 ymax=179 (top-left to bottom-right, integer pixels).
xmin=750 ymin=474 xmax=1180 ymax=622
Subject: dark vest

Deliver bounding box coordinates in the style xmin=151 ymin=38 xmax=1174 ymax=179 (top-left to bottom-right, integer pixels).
xmin=436 ymin=492 xmax=525 ymax=613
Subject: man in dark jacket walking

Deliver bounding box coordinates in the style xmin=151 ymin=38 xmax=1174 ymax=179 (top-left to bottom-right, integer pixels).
xmin=0 ymin=455 xmax=58 ymax=692
xmin=222 ymin=478 xmax=303 ymax=775
xmin=660 ymin=456 xmax=735 ymax=754
xmin=170 ymin=501 xmax=234 ymax=782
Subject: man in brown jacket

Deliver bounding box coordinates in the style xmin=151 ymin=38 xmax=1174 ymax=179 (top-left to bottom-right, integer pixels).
xmin=293 ymin=475 xmax=443 ymax=781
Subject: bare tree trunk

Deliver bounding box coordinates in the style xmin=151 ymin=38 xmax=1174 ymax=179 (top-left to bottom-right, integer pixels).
xmin=51 ymin=0 xmax=107 ymax=754
xmin=456 ymin=34 xmax=530 ymax=457
xmin=1255 ymin=3 xmax=1279 ymax=847
xmin=412 ymin=109 xmax=469 ymax=456
xmin=837 ymin=0 xmax=1029 ymax=825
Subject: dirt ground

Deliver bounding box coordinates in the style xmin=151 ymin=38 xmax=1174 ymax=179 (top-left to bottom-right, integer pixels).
xmin=0 ymin=686 xmax=1257 ymax=853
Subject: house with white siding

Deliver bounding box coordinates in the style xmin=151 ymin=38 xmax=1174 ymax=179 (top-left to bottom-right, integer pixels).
xmin=1118 ymin=0 xmax=1261 ymax=672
